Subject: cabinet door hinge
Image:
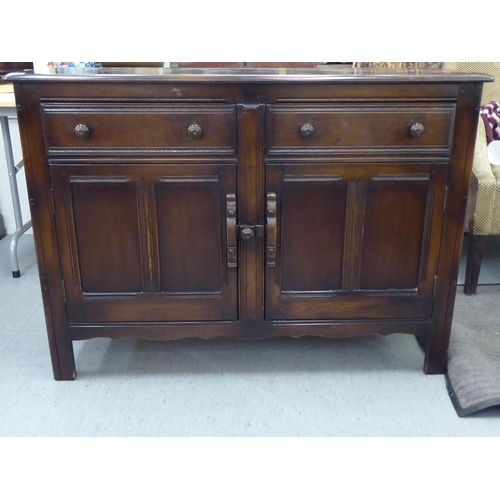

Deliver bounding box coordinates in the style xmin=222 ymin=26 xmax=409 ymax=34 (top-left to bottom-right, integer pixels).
xmin=433 ymin=275 xmax=438 ymax=298
xmin=226 ymin=194 xmax=237 ymax=268
xmin=61 ymin=279 xmax=67 ymax=302
xmin=442 ymin=186 xmax=448 ymax=214
xmin=50 ymin=188 xmax=56 ymax=214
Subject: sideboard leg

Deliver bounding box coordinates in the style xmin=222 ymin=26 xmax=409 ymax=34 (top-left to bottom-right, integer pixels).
xmin=421 ymin=332 xmax=448 ymax=375
xmin=48 ymin=333 xmax=76 ymax=380
xmin=415 ymin=334 xmax=427 ymax=352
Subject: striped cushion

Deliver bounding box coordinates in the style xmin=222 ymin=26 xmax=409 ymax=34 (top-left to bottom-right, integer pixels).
xmin=443 ymin=63 xmax=500 ymax=235
xmin=471 ymin=117 xmax=500 ymax=235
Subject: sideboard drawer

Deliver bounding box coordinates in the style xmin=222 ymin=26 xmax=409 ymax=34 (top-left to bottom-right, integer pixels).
xmin=41 ymin=102 xmax=236 ymax=154
xmin=266 ymin=103 xmax=455 ymax=153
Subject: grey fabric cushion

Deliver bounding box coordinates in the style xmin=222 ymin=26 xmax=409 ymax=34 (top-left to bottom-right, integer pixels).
xmin=446 ymin=287 xmax=500 ymax=416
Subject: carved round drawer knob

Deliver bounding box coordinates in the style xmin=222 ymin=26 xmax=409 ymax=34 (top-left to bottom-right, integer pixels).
xmin=241 ymin=228 xmax=255 ymax=240
xmin=188 ymin=123 xmax=202 ymax=138
xmin=300 ymin=123 xmax=315 ymax=139
xmin=74 ymin=124 xmax=90 ymax=138
xmin=410 ymin=122 xmax=425 ymax=138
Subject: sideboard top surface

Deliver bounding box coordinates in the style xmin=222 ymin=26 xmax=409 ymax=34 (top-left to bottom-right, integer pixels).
xmin=3 ymin=66 xmax=494 ymax=84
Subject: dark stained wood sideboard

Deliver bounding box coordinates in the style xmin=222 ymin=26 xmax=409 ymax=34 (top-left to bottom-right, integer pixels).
xmin=5 ymin=67 xmax=493 ymax=380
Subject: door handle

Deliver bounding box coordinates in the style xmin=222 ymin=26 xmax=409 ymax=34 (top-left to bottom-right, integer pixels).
xmin=226 ymin=194 xmax=237 ymax=268
xmin=266 ymin=193 xmax=277 ymax=267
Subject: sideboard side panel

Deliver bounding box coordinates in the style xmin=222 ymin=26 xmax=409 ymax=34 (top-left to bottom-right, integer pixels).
xmin=426 ymin=82 xmax=484 ymax=374
xmin=14 ymin=83 xmax=75 ymax=380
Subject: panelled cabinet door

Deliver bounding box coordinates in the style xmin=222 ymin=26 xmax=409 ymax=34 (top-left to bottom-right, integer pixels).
xmin=265 ymin=163 xmax=448 ymax=320
xmin=50 ymin=164 xmax=238 ymax=323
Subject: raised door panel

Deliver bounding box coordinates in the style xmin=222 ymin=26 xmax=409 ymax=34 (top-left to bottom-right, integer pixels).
xmin=360 ymin=178 xmax=429 ymax=291
xmin=280 ymin=175 xmax=347 ymax=292
xmin=50 ymin=165 xmax=237 ymax=323
xmin=265 ymin=163 xmax=447 ymax=320
xmin=156 ymin=180 xmax=224 ymax=293
xmin=70 ymin=181 xmax=143 ymax=293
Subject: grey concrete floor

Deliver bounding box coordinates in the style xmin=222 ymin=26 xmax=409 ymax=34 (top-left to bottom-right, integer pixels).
xmin=1 ymin=234 xmax=500 ymax=436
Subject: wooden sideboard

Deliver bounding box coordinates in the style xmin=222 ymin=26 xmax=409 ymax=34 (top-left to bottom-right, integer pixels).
xmin=5 ymin=67 xmax=492 ymax=380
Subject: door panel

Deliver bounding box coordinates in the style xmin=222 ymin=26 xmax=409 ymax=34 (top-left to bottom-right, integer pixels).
xmin=281 ymin=177 xmax=347 ymax=292
xmin=360 ymin=177 xmax=428 ymax=290
xmin=51 ymin=164 xmax=237 ymax=323
xmin=265 ymin=163 xmax=447 ymax=320
xmin=71 ymin=181 xmax=143 ymax=293
xmin=156 ymin=179 xmax=223 ymax=293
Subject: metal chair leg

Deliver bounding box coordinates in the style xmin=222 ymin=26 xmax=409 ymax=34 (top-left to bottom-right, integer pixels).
xmin=1 ymin=115 xmax=32 ymax=278
xmin=10 ymin=220 xmax=32 ymax=277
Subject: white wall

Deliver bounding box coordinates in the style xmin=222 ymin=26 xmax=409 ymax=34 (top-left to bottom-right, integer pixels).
xmin=0 ymin=116 xmax=32 ymax=234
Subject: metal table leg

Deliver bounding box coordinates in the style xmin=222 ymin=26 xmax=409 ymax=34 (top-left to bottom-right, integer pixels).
xmin=0 ymin=115 xmax=32 ymax=278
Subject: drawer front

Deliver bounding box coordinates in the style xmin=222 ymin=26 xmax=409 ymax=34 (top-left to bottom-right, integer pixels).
xmin=266 ymin=103 xmax=455 ymax=154
xmin=41 ymin=103 xmax=236 ymax=155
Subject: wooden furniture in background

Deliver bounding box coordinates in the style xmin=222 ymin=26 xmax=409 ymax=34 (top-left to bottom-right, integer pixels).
xmin=172 ymin=63 xmax=317 ymax=68
xmin=0 ymin=62 xmax=33 ymax=78
xmin=5 ymin=67 xmax=491 ymax=379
